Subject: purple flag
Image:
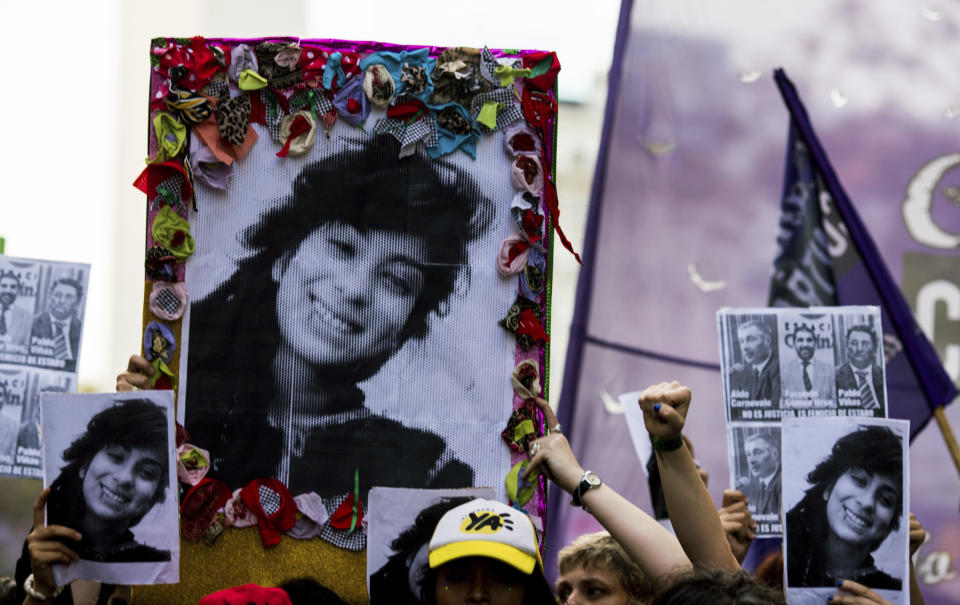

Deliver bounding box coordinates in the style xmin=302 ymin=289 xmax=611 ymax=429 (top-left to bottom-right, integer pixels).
xmin=772 ymin=68 xmax=958 ymax=439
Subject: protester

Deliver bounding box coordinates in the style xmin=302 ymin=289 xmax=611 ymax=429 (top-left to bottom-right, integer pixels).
xmin=556 ymin=531 xmax=654 ymax=604
xmin=420 ymin=498 xmax=556 ymax=605
xmin=522 ymin=397 xmax=692 ymax=591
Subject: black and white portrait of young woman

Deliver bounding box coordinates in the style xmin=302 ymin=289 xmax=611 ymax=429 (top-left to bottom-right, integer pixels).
xmin=40 ymin=391 xmax=178 ymax=585
xmin=782 ymin=416 xmax=909 ymax=605
xmin=179 ymin=134 xmax=517 ymax=502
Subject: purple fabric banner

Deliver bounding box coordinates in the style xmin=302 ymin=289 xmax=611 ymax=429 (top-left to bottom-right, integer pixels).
xmin=547 ymin=3 xmax=960 ymax=601
xmin=771 ymin=69 xmax=957 ymax=439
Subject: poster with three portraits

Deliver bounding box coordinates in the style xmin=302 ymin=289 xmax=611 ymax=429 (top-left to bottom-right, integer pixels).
xmin=719 ymin=307 xmax=909 ymax=603
xmin=140 ymin=40 xmax=555 ymax=569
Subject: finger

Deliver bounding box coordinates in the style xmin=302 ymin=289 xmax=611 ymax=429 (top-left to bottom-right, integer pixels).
xmin=530 ymin=397 xmax=560 ymax=431
xmin=722 ymin=489 xmax=746 ymax=507
xmin=32 ymin=488 xmax=49 ymax=529
xmin=721 ymin=511 xmax=748 ymax=524
xmin=116 ymin=371 xmax=152 ymax=392
xmin=653 ymin=403 xmax=684 ymax=432
xmin=30 ymin=525 xmax=82 ymax=543
xmin=126 ymin=354 xmax=154 ymax=374
xmin=836 ymin=579 xmax=885 ymax=600
xmin=31 ymin=543 xmax=80 ymax=563
xmin=522 ymin=443 xmax=543 ymax=481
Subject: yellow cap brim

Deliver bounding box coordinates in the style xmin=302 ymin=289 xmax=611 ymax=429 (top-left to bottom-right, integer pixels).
xmin=429 ymin=540 xmax=538 ymax=575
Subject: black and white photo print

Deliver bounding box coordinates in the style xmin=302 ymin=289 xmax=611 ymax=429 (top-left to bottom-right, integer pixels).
xmin=782 ymin=416 xmax=908 ymax=605
xmin=41 ymin=391 xmax=178 ymax=585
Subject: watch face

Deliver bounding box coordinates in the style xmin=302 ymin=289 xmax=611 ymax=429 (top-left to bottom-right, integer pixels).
xmin=585 ymin=471 xmax=601 ymax=487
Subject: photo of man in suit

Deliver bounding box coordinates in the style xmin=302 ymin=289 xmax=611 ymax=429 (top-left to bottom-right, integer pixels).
xmin=736 ymin=431 xmax=781 ymax=517
xmin=836 ymin=325 xmax=885 ymax=411
xmin=0 ymin=272 xmax=32 ymax=348
xmin=728 ymin=319 xmax=780 ymax=406
xmin=781 ymin=324 xmax=834 ymax=401
xmin=31 ymin=278 xmax=83 ymax=371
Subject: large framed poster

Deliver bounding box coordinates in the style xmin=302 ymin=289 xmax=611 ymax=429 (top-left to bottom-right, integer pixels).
xmin=135 ymin=36 xmax=562 ymax=602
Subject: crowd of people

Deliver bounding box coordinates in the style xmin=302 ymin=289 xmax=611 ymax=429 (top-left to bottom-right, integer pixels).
xmin=6 ymin=362 xmax=927 ymax=604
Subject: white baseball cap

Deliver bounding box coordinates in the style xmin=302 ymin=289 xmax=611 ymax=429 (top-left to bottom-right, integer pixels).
xmin=428 ymin=498 xmax=542 ymax=574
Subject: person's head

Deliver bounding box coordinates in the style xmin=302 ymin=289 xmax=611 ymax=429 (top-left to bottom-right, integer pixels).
xmin=248 ymin=142 xmax=494 ymax=380
xmin=791 ymin=325 xmax=817 ymax=362
xmin=557 ymin=531 xmax=653 ymax=605
xmin=804 ymin=426 xmax=902 ymax=552
xmin=422 ymin=498 xmax=554 ymax=605
xmin=845 ymin=326 xmax=878 ymax=370
xmin=59 ymin=399 xmax=169 ymax=529
xmin=276 ymin=578 xmax=347 ymax=605
xmin=0 ymin=272 xmax=20 ymax=308
xmin=48 ymin=278 xmax=82 ymax=321
xmin=736 ymin=321 xmax=772 ymax=366
xmin=743 ymin=432 xmax=779 ymax=479
xmin=650 ymin=569 xmax=785 ymax=605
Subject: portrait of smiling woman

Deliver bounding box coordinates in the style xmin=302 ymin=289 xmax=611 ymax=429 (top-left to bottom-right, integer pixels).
xmin=45 ymin=397 xmax=173 ymax=563
xmin=184 ymin=139 xmax=501 ymax=500
xmin=785 ymin=422 xmax=906 ymax=591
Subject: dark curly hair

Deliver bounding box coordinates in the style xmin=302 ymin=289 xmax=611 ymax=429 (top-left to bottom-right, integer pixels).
xmin=804 ymin=425 xmax=903 ymax=543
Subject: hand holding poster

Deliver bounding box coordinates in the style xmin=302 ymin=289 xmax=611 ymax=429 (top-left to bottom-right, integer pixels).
xmin=782 ymin=417 xmax=909 ymax=605
xmin=40 ymin=391 xmax=179 ymax=586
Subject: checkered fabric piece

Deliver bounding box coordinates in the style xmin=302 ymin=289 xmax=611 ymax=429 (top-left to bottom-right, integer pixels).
xmin=371 ymin=115 xmax=438 ymax=156
xmin=479 ymin=46 xmax=500 ymax=86
xmin=290 ymin=89 xmax=335 ymax=119
xmin=317 ymin=495 xmax=366 ymax=551
xmin=150 ymin=174 xmax=186 ymax=214
xmin=154 ymin=287 xmax=183 ymax=316
xmin=470 ymin=85 xmax=523 ymax=133
xmin=258 ymin=484 xmax=282 ymax=516
xmin=206 ymin=79 xmax=229 ymax=99
xmin=260 ymin=90 xmax=286 ymax=143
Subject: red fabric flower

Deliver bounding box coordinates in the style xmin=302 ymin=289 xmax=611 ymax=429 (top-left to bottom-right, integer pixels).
xmin=522 ymin=51 xmax=561 ymax=92
xmin=516 ymin=309 xmax=549 ymax=344
xmin=180 ymin=478 xmax=231 ymax=541
xmin=329 ymin=492 xmax=364 ymax=530
xmin=240 ymin=479 xmax=297 ymax=548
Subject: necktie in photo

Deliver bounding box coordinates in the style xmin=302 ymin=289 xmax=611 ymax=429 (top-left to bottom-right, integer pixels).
xmin=53 ymin=321 xmax=68 ymax=359
xmin=802 ymin=361 xmax=812 ymax=391
xmin=856 ymin=370 xmax=878 ymax=409
xmin=0 ymin=305 xmax=7 ymax=336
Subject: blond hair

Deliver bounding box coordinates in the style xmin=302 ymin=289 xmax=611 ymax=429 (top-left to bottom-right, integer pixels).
xmin=558 ymin=531 xmax=653 ymax=604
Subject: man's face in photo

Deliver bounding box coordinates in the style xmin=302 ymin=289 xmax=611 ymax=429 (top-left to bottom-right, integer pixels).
xmin=792 ymin=328 xmax=817 ymax=362
xmin=846 ymin=329 xmax=876 ymax=370
xmin=0 ymin=276 xmax=19 ymax=307
xmin=745 ymin=436 xmax=779 ymax=478
xmin=49 ymin=283 xmax=79 ymax=321
xmin=737 ymin=324 xmax=771 ymax=365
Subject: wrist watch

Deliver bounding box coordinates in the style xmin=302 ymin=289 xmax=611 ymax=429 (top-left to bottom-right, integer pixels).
xmin=571 ymin=470 xmax=602 ymax=511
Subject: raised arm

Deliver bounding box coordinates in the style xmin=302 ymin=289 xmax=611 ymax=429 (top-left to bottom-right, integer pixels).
xmin=636 ymin=381 xmax=740 ymax=571
xmin=524 ymin=398 xmax=692 ymax=588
